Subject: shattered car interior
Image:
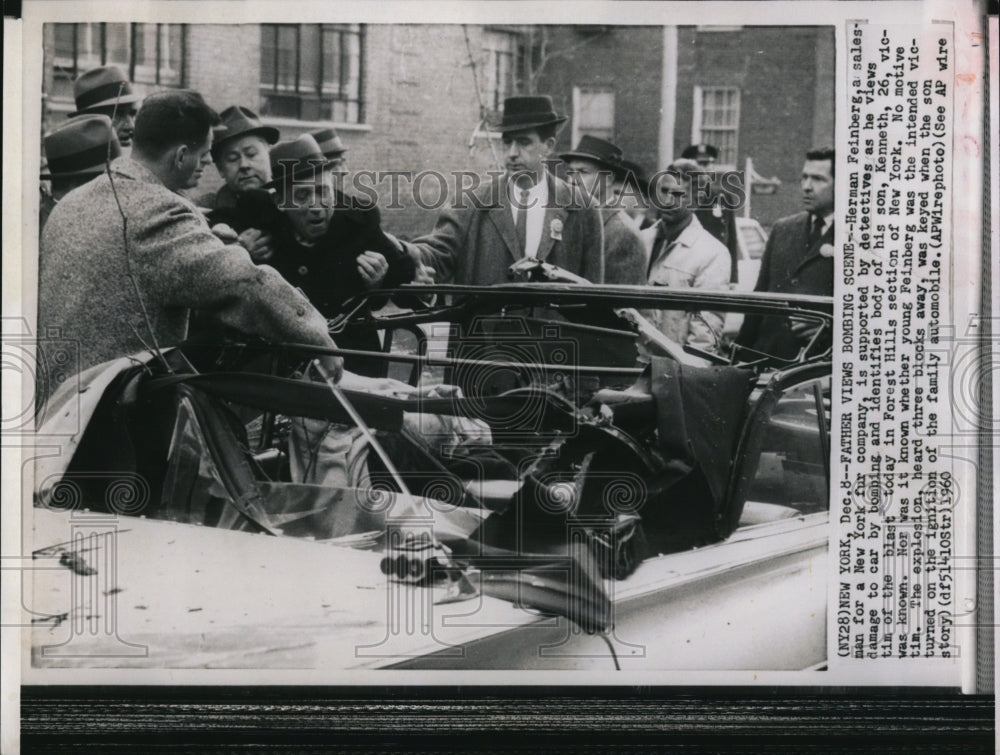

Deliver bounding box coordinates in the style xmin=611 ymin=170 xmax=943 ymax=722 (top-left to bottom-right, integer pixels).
xmin=33 ymin=281 xmax=833 ymax=668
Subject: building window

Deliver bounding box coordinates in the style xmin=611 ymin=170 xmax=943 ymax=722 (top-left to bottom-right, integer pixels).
xmin=260 ymin=24 xmax=364 ymax=124
xmin=481 ymin=30 xmax=521 ymax=115
xmin=692 ymin=86 xmax=740 ymax=167
xmin=50 ymin=23 xmax=186 ymax=106
xmin=571 ymin=87 xmax=615 ymax=146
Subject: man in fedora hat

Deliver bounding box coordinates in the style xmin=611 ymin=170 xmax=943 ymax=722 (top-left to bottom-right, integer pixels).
xmin=39 ymin=114 xmax=122 ymax=230
xmin=400 ymin=95 xmax=604 ymax=286
xmin=308 ymin=125 xmax=374 ymax=211
xmin=37 ymin=90 xmax=340 ymax=408
xmin=196 ymin=105 xmax=282 ymax=261
xmin=263 ymin=134 xmax=416 ymax=376
xmin=198 ymin=105 xmax=280 ymax=210
xmin=69 ymin=66 xmax=142 ymax=149
xmin=560 ymin=135 xmax=646 ymax=284
xmin=309 ymin=127 xmax=348 ymax=175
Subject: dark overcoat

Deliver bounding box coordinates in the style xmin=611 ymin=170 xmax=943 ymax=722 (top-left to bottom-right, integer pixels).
xmin=267 ymin=202 xmax=416 ymax=377
xmin=736 ymin=211 xmax=834 ymax=359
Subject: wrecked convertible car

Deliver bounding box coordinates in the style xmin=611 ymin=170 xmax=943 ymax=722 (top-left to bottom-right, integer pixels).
xmin=30 ymin=283 xmax=832 ymax=671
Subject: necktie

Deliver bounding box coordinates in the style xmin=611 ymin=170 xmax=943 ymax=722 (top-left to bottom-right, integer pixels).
xmin=516 ymin=189 xmax=529 ymax=256
xmin=808 ymin=214 xmax=824 ymax=248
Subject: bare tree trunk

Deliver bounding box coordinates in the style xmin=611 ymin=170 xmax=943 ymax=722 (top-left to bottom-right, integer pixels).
xmin=520 ymin=26 xmax=608 ymax=95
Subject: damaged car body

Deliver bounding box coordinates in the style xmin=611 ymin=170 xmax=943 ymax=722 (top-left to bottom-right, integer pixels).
xmin=31 ymin=284 xmax=833 ymax=670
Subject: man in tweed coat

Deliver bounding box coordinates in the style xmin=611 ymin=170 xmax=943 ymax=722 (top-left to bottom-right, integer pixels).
xmin=37 ymin=90 xmax=339 ymax=408
xmin=560 ymin=135 xmax=646 ymax=284
xmin=736 ymin=147 xmax=835 ymax=360
xmin=401 ymin=96 xmax=604 ymax=285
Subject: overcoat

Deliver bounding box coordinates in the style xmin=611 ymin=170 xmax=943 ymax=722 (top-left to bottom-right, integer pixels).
xmin=267 ymin=203 xmax=415 ymax=318
xmin=267 ymin=202 xmax=417 ymax=377
xmin=405 ymin=173 xmax=605 ymax=285
xmin=601 ymin=208 xmax=647 ymax=285
xmin=37 ymin=157 xmax=332 ymax=405
xmin=736 ymin=210 xmax=834 ymax=359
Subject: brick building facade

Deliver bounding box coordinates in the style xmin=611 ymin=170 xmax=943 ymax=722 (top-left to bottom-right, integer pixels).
xmin=41 ymin=23 xmax=833 ymax=234
xmin=537 ymin=25 xmax=835 ymax=227
xmin=672 ymin=25 xmax=835 ymax=226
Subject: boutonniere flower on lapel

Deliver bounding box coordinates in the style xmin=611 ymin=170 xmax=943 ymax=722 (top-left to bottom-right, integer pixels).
xmin=549 ymin=218 xmax=563 ymax=241
xmin=819 ymin=243 xmax=835 ymax=258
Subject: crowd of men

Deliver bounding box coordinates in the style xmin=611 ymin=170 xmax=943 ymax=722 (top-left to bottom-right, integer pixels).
xmin=36 ymin=65 xmax=835 ymax=409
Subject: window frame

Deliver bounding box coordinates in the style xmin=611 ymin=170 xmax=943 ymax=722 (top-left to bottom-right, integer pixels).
xmin=49 ymin=22 xmax=187 ymax=112
xmin=570 ymin=86 xmax=616 ymax=148
xmin=480 ymin=29 xmax=522 ymax=115
xmin=691 ymin=85 xmax=741 ymax=169
xmin=259 ymin=23 xmax=365 ymax=126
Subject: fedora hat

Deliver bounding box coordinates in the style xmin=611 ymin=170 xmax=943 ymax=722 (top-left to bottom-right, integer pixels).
xmin=71 ymin=66 xmax=141 ymax=115
xmin=40 ymin=114 xmax=121 ymax=179
xmin=266 ymin=134 xmax=331 ymax=188
xmin=211 ymin=105 xmax=280 ymax=158
xmin=492 ymin=95 xmax=567 ymax=133
xmin=560 ymin=135 xmax=626 ymax=174
xmin=309 ymin=127 xmax=348 ymax=159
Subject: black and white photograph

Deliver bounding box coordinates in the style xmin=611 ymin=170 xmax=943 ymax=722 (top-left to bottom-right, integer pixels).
xmin=2 ymin=0 xmax=993 ymax=749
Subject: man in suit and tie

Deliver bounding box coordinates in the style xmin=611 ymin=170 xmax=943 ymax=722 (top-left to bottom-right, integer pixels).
xmin=400 ymin=95 xmax=604 ymax=285
xmin=736 ymin=147 xmax=835 ymax=360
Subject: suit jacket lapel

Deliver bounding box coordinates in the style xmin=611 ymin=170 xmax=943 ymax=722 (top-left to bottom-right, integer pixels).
xmin=792 ymin=216 xmax=833 ymax=276
xmin=536 ymin=206 xmax=567 ymax=261
xmin=536 ymin=175 xmax=569 ymax=262
xmin=486 ymin=194 xmax=522 ymax=264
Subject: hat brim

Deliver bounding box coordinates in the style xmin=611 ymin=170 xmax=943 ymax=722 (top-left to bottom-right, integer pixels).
xmin=321 ymin=148 xmax=348 ymax=158
xmin=264 ymin=163 xmax=335 ymax=190
xmin=558 ymin=150 xmax=624 ymax=172
xmin=70 ymin=94 xmax=142 ymax=116
xmin=493 ymin=115 xmax=568 ymax=134
xmin=213 ymin=126 xmax=282 ymax=152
